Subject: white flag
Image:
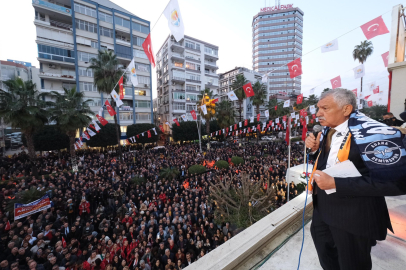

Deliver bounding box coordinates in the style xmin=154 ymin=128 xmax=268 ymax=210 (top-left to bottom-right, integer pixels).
xmin=271 ymin=122 xmax=274 ymax=127
xmin=261 ymin=74 xmax=268 ymax=83
xmin=236 ymin=131 xmax=238 ymax=135
xmin=216 ymin=131 xmax=218 ymax=135
xmin=275 ymin=118 xmax=279 ymax=124
xmin=98 ymin=107 xmax=103 ymax=116
xmin=92 ymin=120 xmax=101 ymax=132
xmin=353 ymin=64 xmax=365 ymax=79
xmin=222 ymin=129 xmax=225 ymax=134
xmin=230 ymin=125 xmax=232 ymax=131
xmin=262 ymin=123 xmax=266 ymax=130
xmin=227 ymin=91 xmax=238 ymax=101
xmin=296 ymin=114 xmax=300 ymax=120
xmin=305 ymin=116 xmax=309 ymax=124
xmin=358 ymin=104 xmax=363 ymax=110
xmin=368 ymin=81 xmax=376 ymax=91
xmin=164 ymin=0 xmax=184 ymax=42
xmin=201 ymin=104 xmax=207 ymax=115
xmin=309 ymin=105 xmax=316 ymax=114
xmin=283 ymin=100 xmax=290 ymax=108
xmin=165 ymin=121 xmax=170 ymax=126
xmin=127 ymin=58 xmax=139 ymax=86
xmin=77 ymin=140 xmax=83 ymax=147
xmin=310 ymin=88 xmax=315 ymax=95
xmin=111 ymin=89 xmax=123 ymax=107
xmin=87 ymin=128 xmax=96 ymax=137
xmin=321 ymin=39 xmax=338 ymax=53
xmin=74 ymin=144 xmax=78 ymax=150
xmin=153 ymin=128 xmax=157 ymax=135
xmin=239 ymin=122 xmax=242 ymax=128
xmin=265 ymin=110 xmax=269 ymax=118
xmin=250 ymin=116 xmax=254 ymax=123
xmin=181 ymin=114 xmax=187 ymax=121
xmin=291 ymin=112 xmax=295 ymax=119
xmin=316 ymin=117 xmax=319 ymax=122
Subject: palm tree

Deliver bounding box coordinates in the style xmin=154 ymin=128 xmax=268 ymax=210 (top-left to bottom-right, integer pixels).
xmin=0 ymin=78 xmax=49 ymax=175
xmin=353 ymin=41 xmax=374 ymax=94
xmin=216 ymin=100 xmax=235 ymax=129
xmin=197 ymin=88 xmax=216 ymax=135
xmin=47 ymin=87 xmax=94 ymax=158
xmin=160 ymin=167 xmax=180 ymax=181
xmin=250 ymin=81 xmax=267 ymax=142
xmin=230 ymin=74 xmax=249 ymax=122
xmin=89 ymin=50 xmax=126 ymax=161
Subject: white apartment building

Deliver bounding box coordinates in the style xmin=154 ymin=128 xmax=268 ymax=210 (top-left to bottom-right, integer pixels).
xmin=217 ymin=67 xmax=263 ymax=120
xmin=155 ymin=35 xmax=219 ymax=134
xmin=0 ymin=60 xmax=41 ymax=91
xmin=32 ymin=0 xmax=153 ymax=139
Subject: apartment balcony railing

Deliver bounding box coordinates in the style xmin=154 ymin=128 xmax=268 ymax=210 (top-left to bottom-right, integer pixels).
xmin=171 ymin=52 xmax=184 ymax=58
xmin=38 ymin=53 xmax=75 ymax=64
xmin=32 ymin=0 xmax=72 ymax=15
xmin=39 ymin=71 xmax=76 ymax=80
xmin=172 ymin=76 xmax=186 ymax=81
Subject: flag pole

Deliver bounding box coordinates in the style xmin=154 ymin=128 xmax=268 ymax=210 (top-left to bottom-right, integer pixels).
xmin=287 ymin=115 xmax=291 ymax=202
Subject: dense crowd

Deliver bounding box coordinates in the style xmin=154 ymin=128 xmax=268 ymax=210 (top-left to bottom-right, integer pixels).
xmin=0 ymin=140 xmax=304 ymax=270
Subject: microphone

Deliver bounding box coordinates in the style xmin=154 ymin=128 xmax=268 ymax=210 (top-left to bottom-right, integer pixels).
xmin=306 ymin=125 xmax=323 ymax=153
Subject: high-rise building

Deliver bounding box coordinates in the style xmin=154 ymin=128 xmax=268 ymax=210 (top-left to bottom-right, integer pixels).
xmin=32 ymin=0 xmax=153 ymax=139
xmin=155 ymin=35 xmax=219 ymax=134
xmin=218 ymin=67 xmax=263 ymax=120
xmin=252 ymin=4 xmax=304 ymax=96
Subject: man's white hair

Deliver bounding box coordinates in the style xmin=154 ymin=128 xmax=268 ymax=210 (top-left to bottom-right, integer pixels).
xmin=320 ymin=88 xmax=357 ymax=111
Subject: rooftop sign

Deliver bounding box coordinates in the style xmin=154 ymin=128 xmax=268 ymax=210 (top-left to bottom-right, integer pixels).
xmin=260 ymin=4 xmax=293 ymax=12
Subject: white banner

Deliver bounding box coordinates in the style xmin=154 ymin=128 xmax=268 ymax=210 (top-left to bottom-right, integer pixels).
xmin=164 ymin=0 xmax=184 ymax=42
xmin=321 ymin=39 xmax=339 ymax=53
xmin=227 ymin=91 xmax=238 ymax=101
xmin=353 ymin=64 xmax=365 ymax=79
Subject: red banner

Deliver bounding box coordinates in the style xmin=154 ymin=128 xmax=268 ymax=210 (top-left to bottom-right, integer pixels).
xmin=119 ymin=76 xmax=124 ymax=99
xmin=159 ymin=125 xmax=164 ymax=133
xmin=190 ymin=110 xmax=197 ymax=120
xmin=361 ymin=16 xmax=389 ymax=40
xmin=257 ymin=113 xmax=260 ymax=121
xmin=14 ymin=195 xmax=51 ymax=220
xmin=142 ymin=33 xmax=156 ymax=67
xmin=287 ymin=58 xmax=303 ymax=79
xmin=173 ymin=118 xmax=180 ymax=126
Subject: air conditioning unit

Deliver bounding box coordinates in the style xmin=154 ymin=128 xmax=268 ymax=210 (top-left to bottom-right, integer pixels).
xmin=48 ymin=64 xmax=56 ymax=69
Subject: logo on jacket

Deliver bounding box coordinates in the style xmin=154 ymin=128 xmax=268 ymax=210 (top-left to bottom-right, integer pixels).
xmin=363 ymin=140 xmax=401 ymax=165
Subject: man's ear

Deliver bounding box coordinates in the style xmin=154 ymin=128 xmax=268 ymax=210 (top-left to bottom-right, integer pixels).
xmin=343 ymin=104 xmax=353 ymax=116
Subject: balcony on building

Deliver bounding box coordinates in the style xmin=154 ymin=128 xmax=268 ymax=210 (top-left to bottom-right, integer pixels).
xmin=205 ymin=78 xmax=219 ymax=88
xmin=172 ymin=61 xmax=185 ymax=70
xmin=204 ymin=60 xmax=218 ymax=70
xmin=172 ymin=70 xmax=186 ymax=84
xmin=170 ymin=39 xmax=184 ymax=52
xmin=32 ymin=0 xmax=72 ymax=17
xmin=170 ymin=52 xmax=184 ymax=62
xmin=204 ymin=47 xmax=219 ymax=60
xmin=39 ymin=69 xmax=76 ymax=82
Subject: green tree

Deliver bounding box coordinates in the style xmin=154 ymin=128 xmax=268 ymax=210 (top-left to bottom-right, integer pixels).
xmin=172 ymin=121 xmax=206 ymax=142
xmin=126 ymin=123 xmax=161 ymax=147
xmin=0 ymin=78 xmax=49 ymax=175
xmin=86 ymin=123 xmax=121 ymax=148
xmin=251 ymin=81 xmax=267 ymax=142
xmin=89 ymin=50 xmax=126 ymax=161
xmin=361 ymin=105 xmax=387 ymax=120
xmin=31 ymin=125 xmax=70 ymax=151
xmin=231 ymin=74 xmax=249 ymax=122
xmin=322 ymin=88 xmax=331 ymax=94
xmin=160 ymin=167 xmax=179 ymax=181
xmin=353 ymin=41 xmax=374 ymax=94
xmin=47 ymin=88 xmax=93 ymax=158
xmin=215 ymin=100 xmax=235 ymax=129
xmin=188 ymin=164 xmax=207 ymax=175
xmin=197 ymin=88 xmax=216 ymax=135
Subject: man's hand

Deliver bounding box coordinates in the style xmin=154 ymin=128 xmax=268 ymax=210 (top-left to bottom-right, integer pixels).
xmin=313 ymin=170 xmax=336 ymax=190
xmin=305 ymin=132 xmax=322 ymax=152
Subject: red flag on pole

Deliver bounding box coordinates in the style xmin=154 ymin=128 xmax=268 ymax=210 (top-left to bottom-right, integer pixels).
xmin=283 ymin=115 xmax=287 ymax=122
xmin=190 ymin=110 xmax=197 ymax=120
xmin=360 ymin=16 xmax=389 ymax=40
xmin=368 ymin=100 xmax=373 ymax=107
xmin=244 ymin=119 xmax=248 ymax=126
xmin=142 ymin=33 xmax=156 ymax=68
xmin=159 ymin=125 xmax=164 ymax=133
xmin=257 ymin=113 xmax=260 ymax=122
xmin=211 ymin=98 xmax=219 ymax=104
xmin=234 ymin=124 xmax=237 ymax=130
xmin=226 ymin=127 xmax=229 ymax=133
xmin=243 ymin=82 xmax=254 ymax=97
xmin=147 ymin=130 xmax=151 ymax=138
xmin=330 ymin=76 xmax=342 ymax=89
xmin=96 ymin=114 xmax=108 ymax=126
xmin=173 ymin=118 xmax=180 ymax=126
xmin=257 ymin=124 xmax=260 ymax=131
xmin=5 ymin=221 xmax=10 ymax=231
xmin=302 ymin=124 xmax=307 ymax=141
xmin=119 ymin=76 xmax=124 ymax=99
xmin=287 ymin=58 xmax=303 ymax=79
xmin=285 ymin=122 xmax=290 ymax=145
xmin=219 ymin=130 xmax=222 ymax=135
xmin=274 ymin=105 xmax=277 ymax=111
xmin=62 ymin=237 xmax=67 ymax=248
xmin=137 ymin=135 xmax=139 ymax=139
xmin=297 ymin=93 xmax=303 ymax=104
xmin=364 ymin=95 xmax=371 ymax=100
xmin=312 ymin=114 xmax=316 ymax=119
xmin=105 ymin=100 xmax=116 ymax=116
xmin=381 ymin=51 xmax=389 ymax=67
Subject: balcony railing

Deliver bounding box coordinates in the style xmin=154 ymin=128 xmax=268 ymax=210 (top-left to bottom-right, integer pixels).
xmin=39 ymin=71 xmax=76 ymax=79
xmin=32 ymin=0 xmax=72 ymax=15
xmin=204 ymin=61 xmax=218 ymax=67
xmin=38 ymin=53 xmax=75 ymax=63
xmin=171 ymin=52 xmax=184 ymax=58
xmin=172 ymin=76 xmax=186 ymax=81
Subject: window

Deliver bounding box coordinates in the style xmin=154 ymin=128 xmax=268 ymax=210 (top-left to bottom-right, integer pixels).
xmin=186 ymin=94 xmax=197 ymax=101
xmin=74 ymin=3 xmax=96 ymax=18
xmin=88 ymin=98 xmax=102 ymax=107
xmin=77 ymin=51 xmax=97 ymax=62
xmin=114 ymin=16 xmax=130 ymax=28
xmin=116 ymin=44 xmax=132 ymax=59
xmin=174 ymin=62 xmax=183 ymax=68
xmin=173 ymin=70 xmax=185 ymax=79
xmin=75 ymin=19 xmax=97 ymax=33
xmin=173 ymin=93 xmax=185 ymax=100
xmin=133 ymin=63 xmax=149 ymax=73
xmin=186 ymin=73 xmax=200 ymax=81
xmin=204 ymin=47 xmax=218 ymax=56
xmin=91 ymin=41 xmax=98 ymax=49
xmin=185 ymin=41 xmax=195 ymax=50
xmin=135 ymin=100 xmax=151 ymax=108
xmin=80 ymin=82 xmax=97 ymax=92
xmin=137 ymin=76 xmax=150 ymax=85
xmin=185 ymin=62 xmax=196 ymax=70
xmin=134 ymin=90 xmax=146 ymax=96
xmin=37 ymin=44 xmax=75 ymax=63
xmin=40 ymin=79 xmax=44 ymax=89
xmin=132 ymin=22 xmax=149 ymax=34
xmin=79 ymin=67 xmax=93 ymax=77
xmin=186 ymin=85 xmax=200 ymax=91
xmin=119 ymin=112 xmax=133 ymax=121
xmin=99 ymin=11 xmax=113 ymax=23
xmin=133 ymin=36 xmax=145 ymax=47
xmin=134 ymin=49 xmax=148 ymax=59
xmin=135 ymin=113 xmax=151 ymax=120
xmin=173 ymin=103 xmax=185 ymax=110
xmin=187 ymin=104 xmax=196 ymax=111
xmin=62 ymin=83 xmax=76 ymax=90
xmin=99 ymin=26 xmax=113 ymax=38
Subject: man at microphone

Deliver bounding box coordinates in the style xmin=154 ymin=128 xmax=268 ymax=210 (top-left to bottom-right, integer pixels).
xmin=305 ymin=88 xmax=406 ymax=270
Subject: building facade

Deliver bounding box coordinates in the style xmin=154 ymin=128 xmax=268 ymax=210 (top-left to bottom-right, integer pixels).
xmin=217 ymin=67 xmax=263 ymax=120
xmin=0 ymin=60 xmax=41 ymax=91
xmin=252 ymin=5 xmax=304 ymax=96
xmin=155 ymin=35 xmax=219 ymax=134
xmin=32 ymin=0 xmax=153 ymax=139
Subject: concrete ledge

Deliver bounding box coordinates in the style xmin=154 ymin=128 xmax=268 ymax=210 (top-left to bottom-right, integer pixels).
xmin=184 ymin=193 xmax=313 ymax=270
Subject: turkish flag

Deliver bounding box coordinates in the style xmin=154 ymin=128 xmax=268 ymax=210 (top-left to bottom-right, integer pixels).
xmin=244 ymin=119 xmax=248 ymax=126
xmin=248 ymin=127 xmax=251 ymax=133
xmin=219 ymin=130 xmax=222 ymax=135
xmin=211 ymin=98 xmax=219 ymax=104
xmin=285 ymin=124 xmax=290 ymax=145
xmin=159 ymin=125 xmax=164 ymax=133
xmin=302 ymin=124 xmax=307 ymax=142
xmin=5 ymin=221 xmax=10 ymax=231
xmin=381 ymin=51 xmax=389 ymax=67
xmin=62 ymin=237 xmax=67 ymax=248
xmin=330 ymin=76 xmax=342 ymax=89
xmin=364 ymin=95 xmax=371 ymax=100
xmin=173 ymin=118 xmax=180 ymax=126
xmin=297 ymin=93 xmax=303 ymax=104
xmin=226 ymin=127 xmax=229 ymax=133
xmin=299 ymin=109 xmax=306 ymax=116
xmin=368 ymin=100 xmax=373 ymax=107
xmin=269 ymin=120 xmax=272 ymax=125
xmin=282 ymin=115 xmax=287 ymax=122
xmin=142 ymin=33 xmax=156 ymax=68
xmin=257 ymin=113 xmax=260 ymax=122
xmin=311 ymin=119 xmax=314 ymax=124
xmin=190 ymin=110 xmax=197 ymax=120
xmin=360 ymin=16 xmax=389 ymax=40
xmin=243 ymin=82 xmax=254 ymax=97
xmin=274 ymin=105 xmax=277 ymax=111
xmin=105 ymin=100 xmax=116 ymax=116
xmin=257 ymin=124 xmax=261 ymax=131
xmin=147 ymin=130 xmax=151 ymax=138
xmin=137 ymin=135 xmax=139 ymax=138
xmin=312 ymin=114 xmax=316 ymax=119
xmin=119 ymin=76 xmax=124 ymax=99
xmin=373 ymin=86 xmax=380 ymax=94
xmin=234 ymin=124 xmax=237 ymax=130
xmin=352 ymin=88 xmax=358 ymax=97
xmin=287 ymin=58 xmax=303 ymax=79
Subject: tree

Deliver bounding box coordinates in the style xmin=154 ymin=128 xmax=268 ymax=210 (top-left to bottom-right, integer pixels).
xmin=322 ymin=88 xmax=331 ymax=94
xmin=231 ymin=74 xmax=249 ymax=122
xmin=251 ymin=81 xmax=267 ymax=142
xmin=267 ymin=98 xmax=290 ymax=119
xmin=0 ymin=78 xmax=49 ymax=175
xmin=86 ymin=123 xmax=121 ymax=148
xmin=197 ymin=88 xmax=216 ymax=135
xmin=188 ymin=164 xmax=206 ymax=175
xmin=160 ymin=167 xmax=179 ymax=181
xmin=172 ymin=121 xmax=206 ymax=142
xmin=215 ymin=100 xmax=235 ymax=129
xmin=361 ymin=105 xmax=387 ymax=120
xmin=31 ymin=125 xmax=70 ymax=151
xmin=126 ymin=124 xmax=161 ymax=146
xmin=89 ymin=50 xmax=126 ymax=161
xmin=47 ymin=87 xmax=93 ymax=158
xmin=353 ymin=41 xmax=374 ymax=94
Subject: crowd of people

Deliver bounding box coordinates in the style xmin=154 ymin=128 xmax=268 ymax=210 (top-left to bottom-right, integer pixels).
xmin=0 ymin=139 xmax=305 ymax=270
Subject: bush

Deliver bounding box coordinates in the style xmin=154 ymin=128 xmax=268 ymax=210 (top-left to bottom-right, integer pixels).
xmin=214 ymin=160 xmax=229 ymax=169
xmin=296 ymin=182 xmax=307 ymax=194
xmin=231 ymin=156 xmax=244 ymax=165
xmin=263 ymin=154 xmax=269 ymax=158
xmin=249 ymin=156 xmax=256 ymax=161
xmin=188 ymin=164 xmax=206 ymax=175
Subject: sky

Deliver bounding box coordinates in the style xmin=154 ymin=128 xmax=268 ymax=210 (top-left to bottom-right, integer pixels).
xmin=0 ymin=0 xmax=402 ymax=105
